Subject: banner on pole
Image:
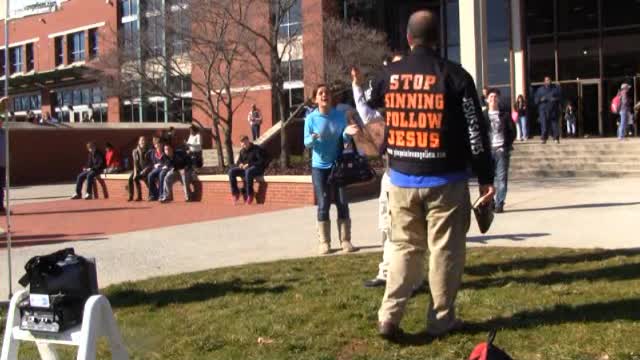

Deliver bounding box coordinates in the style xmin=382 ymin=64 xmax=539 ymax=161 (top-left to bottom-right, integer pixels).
xmin=9 ymin=0 xmax=61 ymax=19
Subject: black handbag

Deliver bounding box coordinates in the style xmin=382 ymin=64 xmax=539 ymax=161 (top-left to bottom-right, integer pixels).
xmin=328 ymin=137 xmax=376 ymax=186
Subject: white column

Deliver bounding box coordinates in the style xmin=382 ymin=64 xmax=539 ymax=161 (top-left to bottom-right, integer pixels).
xmin=511 ymin=0 xmax=526 ymax=98
xmin=459 ymin=0 xmax=488 ymax=91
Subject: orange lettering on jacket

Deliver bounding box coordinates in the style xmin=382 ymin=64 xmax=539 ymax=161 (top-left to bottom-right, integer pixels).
xmin=390 ymin=75 xmax=400 ymax=90
xmin=400 ymin=74 xmax=412 ymax=90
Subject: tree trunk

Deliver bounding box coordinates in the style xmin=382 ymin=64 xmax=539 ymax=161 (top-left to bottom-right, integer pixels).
xmin=223 ymin=104 xmax=235 ymax=167
xmin=277 ymin=88 xmax=290 ymax=169
xmin=211 ymin=115 xmax=226 ymax=169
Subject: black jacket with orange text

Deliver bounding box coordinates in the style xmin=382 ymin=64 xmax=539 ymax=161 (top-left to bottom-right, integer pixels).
xmin=367 ymin=47 xmax=494 ymax=185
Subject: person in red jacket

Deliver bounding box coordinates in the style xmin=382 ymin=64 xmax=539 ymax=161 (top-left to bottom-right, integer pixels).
xmin=104 ymin=142 xmax=122 ymax=174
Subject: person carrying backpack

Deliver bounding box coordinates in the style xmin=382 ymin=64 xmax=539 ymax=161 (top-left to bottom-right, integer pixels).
xmin=614 ymin=83 xmax=632 ymax=140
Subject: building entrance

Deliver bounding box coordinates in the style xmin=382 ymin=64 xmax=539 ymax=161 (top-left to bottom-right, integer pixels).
xmin=557 ymin=79 xmax=602 ymax=137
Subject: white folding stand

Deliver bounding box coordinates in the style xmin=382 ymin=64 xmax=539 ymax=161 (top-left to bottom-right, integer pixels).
xmin=1 ymin=290 xmax=129 ymax=360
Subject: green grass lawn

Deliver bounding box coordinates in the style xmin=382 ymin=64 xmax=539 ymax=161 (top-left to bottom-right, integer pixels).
xmin=5 ymin=247 xmax=640 ymax=360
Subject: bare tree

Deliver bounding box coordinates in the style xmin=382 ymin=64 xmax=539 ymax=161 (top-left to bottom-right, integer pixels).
xmin=92 ymin=0 xmax=250 ymax=168
xmin=322 ymin=17 xmax=389 ymax=91
xmin=212 ymin=0 xmax=302 ymax=169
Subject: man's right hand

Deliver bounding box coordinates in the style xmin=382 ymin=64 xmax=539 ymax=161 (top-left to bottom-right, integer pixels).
xmin=478 ymin=184 xmax=496 ymax=206
xmin=351 ymin=67 xmax=364 ymax=87
xmin=311 ymin=133 xmax=320 ymax=140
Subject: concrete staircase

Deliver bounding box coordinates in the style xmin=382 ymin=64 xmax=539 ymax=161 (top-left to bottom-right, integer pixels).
xmin=510 ymin=138 xmax=640 ymax=178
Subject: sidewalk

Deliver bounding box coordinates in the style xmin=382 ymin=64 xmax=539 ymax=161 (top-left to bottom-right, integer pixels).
xmin=1 ymin=177 xmax=639 ymax=299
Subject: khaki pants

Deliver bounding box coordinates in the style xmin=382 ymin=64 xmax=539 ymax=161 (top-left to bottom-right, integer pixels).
xmin=378 ymin=180 xmax=471 ymax=334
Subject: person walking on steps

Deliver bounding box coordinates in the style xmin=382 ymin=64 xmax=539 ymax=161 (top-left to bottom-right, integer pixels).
xmin=534 ymin=76 xmax=561 ymax=144
xmin=617 ymin=83 xmax=632 ymax=140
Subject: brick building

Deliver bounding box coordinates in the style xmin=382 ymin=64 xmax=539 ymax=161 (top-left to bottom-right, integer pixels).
xmin=2 ymin=0 xmax=639 ymax=141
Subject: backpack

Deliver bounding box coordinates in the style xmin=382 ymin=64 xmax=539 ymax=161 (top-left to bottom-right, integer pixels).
xmin=611 ymin=94 xmax=621 ymax=114
xmin=469 ymin=330 xmax=514 ymax=360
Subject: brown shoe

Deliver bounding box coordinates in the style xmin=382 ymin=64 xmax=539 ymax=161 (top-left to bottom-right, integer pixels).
xmin=378 ymin=321 xmax=404 ymax=340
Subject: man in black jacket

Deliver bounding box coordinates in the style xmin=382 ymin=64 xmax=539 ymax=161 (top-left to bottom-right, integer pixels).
xmin=352 ymin=10 xmax=494 ymax=340
xmin=71 ymin=142 xmax=105 ymax=200
xmin=228 ymin=135 xmax=267 ymax=205
xmin=534 ymin=76 xmax=561 ymax=144
xmin=484 ymin=88 xmax=516 ymax=213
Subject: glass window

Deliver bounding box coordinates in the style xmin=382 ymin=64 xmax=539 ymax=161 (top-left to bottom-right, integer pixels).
xmin=144 ymin=15 xmax=164 ymax=57
xmin=486 ymin=0 xmax=511 ymax=86
xmin=67 ymin=32 xmax=85 ymax=63
xmin=487 ymin=0 xmax=509 ymax=42
xmin=603 ymin=0 xmax=640 ymax=28
xmin=131 ymin=0 xmax=138 ymax=16
xmin=56 ymin=92 xmax=63 ymax=108
xmin=63 ymin=90 xmax=72 ymax=106
xmin=603 ymin=28 xmax=640 ymax=78
xmin=528 ymin=36 xmax=555 ymax=83
xmin=446 ymin=0 xmax=460 ymax=63
xmin=487 ymin=41 xmax=510 ymax=85
xmin=287 ymin=87 xmax=304 ymax=116
xmin=55 ymin=37 xmax=64 ymax=66
xmin=73 ymin=89 xmax=82 ymax=105
xmin=557 ymin=0 xmax=598 ymax=33
xmin=10 ymin=46 xmax=22 ymax=74
xmin=525 ymin=0 xmax=554 ymax=35
xmin=89 ymin=29 xmax=99 ymax=58
xmin=558 ymin=33 xmax=599 ymax=80
xmin=278 ymin=0 xmax=302 ymax=40
xmin=81 ymin=88 xmax=91 ymax=104
xmin=122 ymin=21 xmax=139 ymax=55
xmin=289 ymin=59 xmax=303 ymax=81
xmin=26 ymin=43 xmax=34 ymax=71
xmin=92 ymin=87 xmax=104 ymax=103
xmin=121 ymin=0 xmax=130 ymax=16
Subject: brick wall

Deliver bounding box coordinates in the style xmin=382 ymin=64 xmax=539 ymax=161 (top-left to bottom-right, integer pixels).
xmin=99 ymin=173 xmax=379 ymax=206
xmin=7 ymin=126 xmax=213 ymax=186
xmin=101 ymin=175 xmax=316 ymax=206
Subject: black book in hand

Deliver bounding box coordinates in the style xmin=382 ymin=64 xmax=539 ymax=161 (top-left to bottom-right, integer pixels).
xmin=473 ymin=196 xmax=494 ymax=234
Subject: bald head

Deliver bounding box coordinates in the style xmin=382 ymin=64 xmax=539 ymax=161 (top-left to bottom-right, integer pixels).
xmin=407 ymin=10 xmax=439 ymax=48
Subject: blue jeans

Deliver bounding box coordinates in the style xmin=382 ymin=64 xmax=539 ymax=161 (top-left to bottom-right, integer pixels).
xmin=147 ymin=167 xmax=163 ymax=199
xmin=618 ymin=111 xmax=630 ymax=139
xmin=518 ymin=116 xmax=528 ymax=139
xmin=162 ymin=168 xmax=193 ymax=201
xmin=311 ymin=167 xmax=349 ymax=222
xmin=75 ymin=169 xmax=97 ymax=196
xmin=228 ymin=166 xmax=263 ymax=197
xmin=251 ymin=124 xmax=261 ymax=141
xmin=492 ymin=148 xmax=511 ymax=207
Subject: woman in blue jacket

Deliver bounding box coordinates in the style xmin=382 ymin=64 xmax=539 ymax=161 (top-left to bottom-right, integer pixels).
xmin=304 ymin=84 xmax=360 ymax=255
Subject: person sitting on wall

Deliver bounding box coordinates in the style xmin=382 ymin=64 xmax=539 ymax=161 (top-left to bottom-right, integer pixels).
xmin=159 ymin=144 xmax=194 ymax=203
xmin=71 ymin=141 xmax=105 ymax=200
xmin=186 ymin=125 xmax=203 ymax=168
xmin=147 ymin=137 xmax=166 ymax=201
xmin=104 ymin=142 xmax=123 ymax=174
xmin=128 ymin=136 xmax=152 ymax=201
xmin=228 ymin=135 xmax=267 ymax=205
